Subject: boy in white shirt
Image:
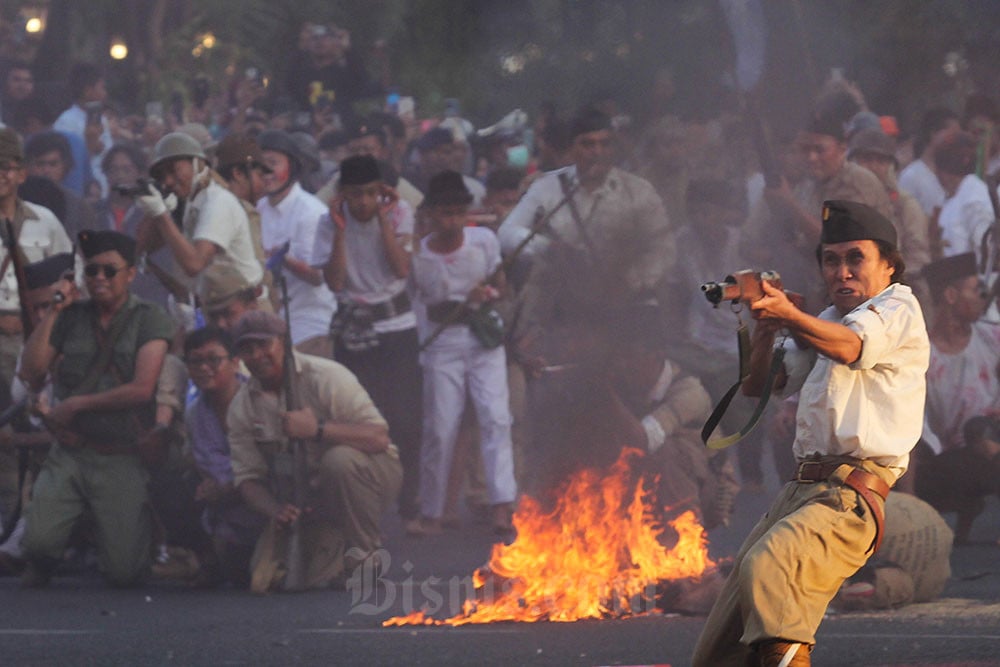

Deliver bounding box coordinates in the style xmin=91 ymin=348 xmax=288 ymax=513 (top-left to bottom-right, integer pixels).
xmin=409 ymin=171 xmax=517 ymax=535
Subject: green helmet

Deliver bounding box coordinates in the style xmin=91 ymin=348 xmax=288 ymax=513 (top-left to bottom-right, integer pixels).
xmin=150 ymin=132 xmax=206 ymax=175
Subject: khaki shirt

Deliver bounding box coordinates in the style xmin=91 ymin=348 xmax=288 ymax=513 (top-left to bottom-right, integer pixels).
xmin=227 ymin=351 xmax=393 ymax=487
xmin=0 ymin=200 xmax=73 ymax=313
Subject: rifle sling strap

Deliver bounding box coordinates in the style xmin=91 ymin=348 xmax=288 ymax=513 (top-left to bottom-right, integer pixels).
xmin=701 ymin=325 xmax=785 ymax=450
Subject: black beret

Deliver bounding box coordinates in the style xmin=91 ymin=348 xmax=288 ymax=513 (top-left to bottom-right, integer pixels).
xmin=78 ymin=230 xmax=136 ymax=266
xmin=339 ymin=154 xmax=381 ymax=186
xmin=570 ymin=106 xmax=612 ymax=139
xmin=424 ymin=170 xmax=473 ymax=207
xmin=24 ymin=253 xmax=75 ymax=290
xmin=921 ymin=251 xmax=978 ymax=288
xmin=821 ymin=200 xmax=897 ymax=249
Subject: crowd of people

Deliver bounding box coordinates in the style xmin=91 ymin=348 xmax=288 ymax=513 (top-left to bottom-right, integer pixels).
xmin=0 ymin=20 xmax=994 ymax=620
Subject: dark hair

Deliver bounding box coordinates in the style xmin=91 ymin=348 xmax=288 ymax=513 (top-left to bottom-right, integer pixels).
xmin=913 ymin=106 xmax=958 ymax=157
xmin=963 ymin=93 xmax=998 ymax=126
xmin=963 ymin=415 xmax=1000 ymax=448
xmin=485 ymin=167 xmax=524 ymax=193
xmin=19 ymin=176 xmax=67 ymax=222
xmin=24 ymin=130 xmax=72 ymax=167
xmin=814 ymin=239 xmax=906 ymax=285
xmin=67 ymin=63 xmax=103 ymax=102
xmin=933 ymin=131 xmax=978 ymax=177
xmin=183 ymin=325 xmax=235 ymax=357
xmin=10 ymin=94 xmax=54 ymax=130
xmin=101 ymin=142 xmax=147 ymax=177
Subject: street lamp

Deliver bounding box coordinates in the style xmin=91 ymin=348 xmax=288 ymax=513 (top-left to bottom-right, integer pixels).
xmin=110 ymin=36 xmax=128 ymax=60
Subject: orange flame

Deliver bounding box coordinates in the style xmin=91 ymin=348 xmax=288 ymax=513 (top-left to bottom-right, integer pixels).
xmin=384 ymin=448 xmax=713 ymax=626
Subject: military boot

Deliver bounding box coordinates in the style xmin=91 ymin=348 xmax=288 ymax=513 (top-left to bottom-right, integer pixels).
xmin=753 ymin=640 xmax=812 ymax=667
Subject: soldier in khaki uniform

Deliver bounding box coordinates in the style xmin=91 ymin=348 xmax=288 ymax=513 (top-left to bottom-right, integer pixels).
xmin=0 ymin=128 xmax=72 ymax=526
xmin=226 ymin=311 xmax=401 ymax=592
xmin=692 ymin=201 xmax=929 ymax=666
xmin=743 ymin=111 xmax=894 ymax=311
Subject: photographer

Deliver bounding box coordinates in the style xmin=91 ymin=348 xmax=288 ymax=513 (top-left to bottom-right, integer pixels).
xmin=135 ymin=132 xmax=264 ymax=299
xmin=692 ymin=200 xmax=929 ymax=667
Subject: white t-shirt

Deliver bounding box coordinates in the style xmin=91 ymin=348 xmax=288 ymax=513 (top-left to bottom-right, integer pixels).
xmin=184 ymin=179 xmax=264 ymax=291
xmin=925 ymin=321 xmax=1000 ymax=451
xmin=938 ymin=174 xmax=993 ymax=260
xmin=410 ymin=226 xmax=500 ymax=351
xmin=257 ymin=183 xmax=338 ymax=344
xmin=780 ymin=283 xmax=929 ymax=474
xmin=898 ymin=158 xmax=946 ymax=218
xmin=310 ymin=200 xmax=416 ymax=333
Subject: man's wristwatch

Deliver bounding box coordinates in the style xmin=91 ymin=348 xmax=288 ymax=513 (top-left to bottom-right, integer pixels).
xmin=314 ymin=418 xmax=326 ymax=442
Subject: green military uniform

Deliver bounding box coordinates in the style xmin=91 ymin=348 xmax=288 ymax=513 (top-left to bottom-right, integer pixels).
xmin=21 ymin=295 xmax=174 ymax=586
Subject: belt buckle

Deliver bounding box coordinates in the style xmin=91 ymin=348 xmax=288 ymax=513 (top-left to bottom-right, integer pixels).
xmin=796 ymin=460 xmax=823 ymax=482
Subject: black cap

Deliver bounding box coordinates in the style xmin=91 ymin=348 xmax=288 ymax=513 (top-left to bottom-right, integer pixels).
xmin=921 ymin=251 xmax=978 ymax=287
xmin=78 ymin=230 xmax=137 ymax=266
xmin=24 ymin=253 xmax=75 ymax=290
xmin=339 ymin=154 xmax=381 ymax=186
xmin=417 ymin=127 xmax=454 ymax=152
xmin=425 ymin=170 xmax=473 ymax=207
xmin=570 ymin=106 xmax=612 ymax=139
xmin=820 ymin=200 xmax=897 ymax=250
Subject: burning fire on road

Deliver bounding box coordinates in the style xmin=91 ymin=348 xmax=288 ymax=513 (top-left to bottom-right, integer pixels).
xmin=383 ymin=448 xmax=714 ymax=626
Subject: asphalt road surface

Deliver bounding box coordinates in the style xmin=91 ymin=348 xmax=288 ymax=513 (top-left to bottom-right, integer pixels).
xmin=2 ymin=481 xmax=999 ymax=666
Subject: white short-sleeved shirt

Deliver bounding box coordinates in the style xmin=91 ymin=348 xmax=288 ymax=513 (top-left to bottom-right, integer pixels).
xmin=257 ymin=183 xmax=338 ymax=344
xmin=938 ymin=174 xmax=993 ymax=259
xmin=780 ymin=283 xmax=929 ymax=474
xmin=410 ymin=226 xmax=500 ymax=351
xmin=0 ymin=202 xmax=72 ymax=312
xmin=311 ymin=201 xmax=416 ymax=333
xmin=898 ymin=158 xmax=946 ymax=218
xmin=184 ymin=180 xmax=264 ymax=290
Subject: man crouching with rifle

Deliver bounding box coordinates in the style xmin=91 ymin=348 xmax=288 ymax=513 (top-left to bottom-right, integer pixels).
xmin=227 ymin=310 xmax=401 ymax=592
xmin=692 ymin=200 xmax=929 ymax=667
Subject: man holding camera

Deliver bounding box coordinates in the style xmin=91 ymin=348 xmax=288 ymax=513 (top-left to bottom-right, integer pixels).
xmin=692 ymin=200 xmax=929 ymax=667
xmin=136 ymin=132 xmax=264 ymax=301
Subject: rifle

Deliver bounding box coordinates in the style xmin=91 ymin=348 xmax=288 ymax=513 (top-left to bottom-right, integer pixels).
xmin=418 ymin=180 xmax=580 ymax=351
xmin=268 ymin=242 xmax=308 ymax=591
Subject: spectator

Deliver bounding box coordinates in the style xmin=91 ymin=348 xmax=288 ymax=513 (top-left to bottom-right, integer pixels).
xmin=314 ymin=154 xmax=422 ymax=531
xmin=23 ymin=130 xmax=98 ymax=238
xmin=933 ymin=130 xmax=993 ymax=260
xmin=255 ymin=129 xmax=337 ymax=356
xmin=898 ymin=107 xmax=959 ymax=218
xmin=53 ymin=63 xmax=112 ymax=196
xmin=182 ymin=326 xmax=263 ymax=586
xmin=406 ymin=127 xmax=485 ymax=205
xmin=1 ymin=59 xmax=34 ymax=127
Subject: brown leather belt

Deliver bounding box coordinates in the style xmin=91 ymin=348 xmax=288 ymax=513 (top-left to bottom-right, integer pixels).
xmin=793 ymin=460 xmax=890 ymax=554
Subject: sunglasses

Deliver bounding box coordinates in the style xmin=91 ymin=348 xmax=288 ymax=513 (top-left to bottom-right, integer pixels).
xmin=84 ymin=263 xmax=125 ymax=279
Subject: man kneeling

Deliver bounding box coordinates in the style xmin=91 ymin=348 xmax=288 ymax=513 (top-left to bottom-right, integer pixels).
xmin=227 ymin=311 xmax=402 ymax=592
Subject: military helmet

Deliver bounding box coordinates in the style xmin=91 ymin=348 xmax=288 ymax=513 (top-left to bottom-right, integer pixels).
xmin=150 ymin=132 xmax=206 ymax=175
xmin=257 ymin=129 xmax=302 ymax=169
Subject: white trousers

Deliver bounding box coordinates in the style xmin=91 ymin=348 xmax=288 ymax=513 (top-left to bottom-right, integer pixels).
xmin=419 ymin=342 xmax=517 ymax=519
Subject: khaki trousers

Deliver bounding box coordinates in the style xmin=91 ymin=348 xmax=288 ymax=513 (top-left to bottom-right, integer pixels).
xmin=250 ymin=445 xmax=402 ymax=592
xmin=21 ymin=444 xmax=152 ymax=587
xmin=692 ymin=461 xmax=890 ymax=667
